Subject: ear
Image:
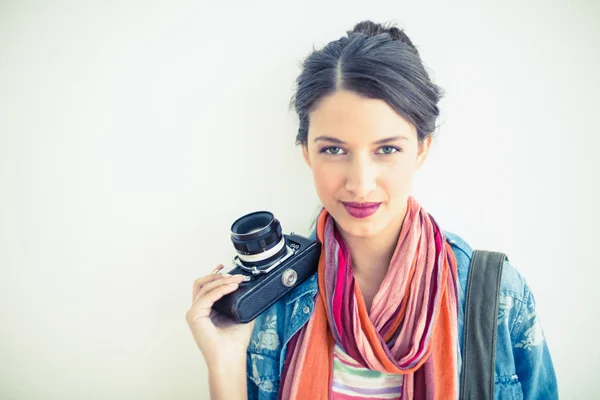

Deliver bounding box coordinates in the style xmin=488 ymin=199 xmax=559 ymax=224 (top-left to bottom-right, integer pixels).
xmin=302 ymin=145 xmax=312 ymax=169
xmin=415 ymin=136 xmax=432 ymax=170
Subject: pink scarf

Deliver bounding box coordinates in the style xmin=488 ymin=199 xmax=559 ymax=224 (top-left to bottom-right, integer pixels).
xmin=278 ymin=196 xmax=459 ymax=399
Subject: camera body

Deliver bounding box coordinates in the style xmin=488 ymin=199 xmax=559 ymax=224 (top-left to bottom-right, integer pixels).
xmin=212 ymin=211 xmax=321 ymax=324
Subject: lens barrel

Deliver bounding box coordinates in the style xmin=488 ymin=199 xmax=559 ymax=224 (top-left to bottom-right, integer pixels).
xmin=230 ymin=211 xmax=287 ymax=266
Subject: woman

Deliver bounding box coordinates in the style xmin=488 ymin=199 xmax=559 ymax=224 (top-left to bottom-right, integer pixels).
xmin=186 ymin=21 xmax=558 ymax=399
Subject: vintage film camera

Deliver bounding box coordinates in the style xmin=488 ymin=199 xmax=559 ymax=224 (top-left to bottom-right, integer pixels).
xmin=212 ymin=211 xmax=321 ymax=323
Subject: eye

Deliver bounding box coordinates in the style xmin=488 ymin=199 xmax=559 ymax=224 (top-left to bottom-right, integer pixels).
xmin=321 ymin=146 xmax=346 ymax=155
xmin=377 ymin=146 xmax=401 ymax=155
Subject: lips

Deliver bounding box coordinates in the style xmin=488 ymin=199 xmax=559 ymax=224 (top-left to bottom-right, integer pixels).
xmin=342 ymin=202 xmax=381 ymax=218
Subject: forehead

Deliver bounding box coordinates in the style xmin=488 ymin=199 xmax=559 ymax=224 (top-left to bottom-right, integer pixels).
xmin=307 ymin=90 xmax=417 ymax=142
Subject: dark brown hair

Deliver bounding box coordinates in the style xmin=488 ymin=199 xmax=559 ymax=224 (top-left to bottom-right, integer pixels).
xmin=292 ymin=20 xmax=443 ymax=144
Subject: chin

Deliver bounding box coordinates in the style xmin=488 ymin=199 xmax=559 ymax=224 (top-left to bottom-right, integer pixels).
xmin=334 ymin=213 xmax=386 ymax=239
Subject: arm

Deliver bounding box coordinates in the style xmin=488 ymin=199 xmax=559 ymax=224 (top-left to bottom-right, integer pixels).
xmin=512 ymin=285 xmax=559 ymax=400
xmin=208 ymin=351 xmax=248 ymax=400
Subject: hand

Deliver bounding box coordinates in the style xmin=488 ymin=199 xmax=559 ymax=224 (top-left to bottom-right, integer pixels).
xmin=186 ymin=265 xmax=256 ymax=363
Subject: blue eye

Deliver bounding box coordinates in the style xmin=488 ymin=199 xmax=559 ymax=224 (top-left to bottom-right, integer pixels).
xmin=322 ymin=146 xmax=346 ymax=155
xmin=377 ymin=146 xmax=401 ymax=155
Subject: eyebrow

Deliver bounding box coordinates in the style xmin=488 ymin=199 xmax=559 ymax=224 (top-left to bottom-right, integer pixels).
xmin=313 ymin=135 xmax=409 ymax=144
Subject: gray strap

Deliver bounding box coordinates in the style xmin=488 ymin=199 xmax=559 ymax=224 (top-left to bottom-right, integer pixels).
xmin=459 ymin=250 xmax=506 ymax=400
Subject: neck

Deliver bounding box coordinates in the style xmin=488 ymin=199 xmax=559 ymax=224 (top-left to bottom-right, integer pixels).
xmin=338 ymin=200 xmax=409 ymax=280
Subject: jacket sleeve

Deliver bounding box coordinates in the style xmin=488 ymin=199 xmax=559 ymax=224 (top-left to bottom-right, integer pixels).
xmin=512 ymin=283 xmax=559 ymax=399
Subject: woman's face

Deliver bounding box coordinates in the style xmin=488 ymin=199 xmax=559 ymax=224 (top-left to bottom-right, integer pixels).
xmin=303 ymin=90 xmax=431 ymax=239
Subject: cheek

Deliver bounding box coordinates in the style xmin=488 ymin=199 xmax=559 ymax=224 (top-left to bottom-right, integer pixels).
xmin=380 ymin=160 xmax=416 ymax=196
xmin=311 ymin=162 xmax=344 ymax=197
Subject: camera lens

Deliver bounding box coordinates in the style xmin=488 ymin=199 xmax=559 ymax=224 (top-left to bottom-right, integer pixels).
xmin=230 ymin=211 xmax=287 ymax=267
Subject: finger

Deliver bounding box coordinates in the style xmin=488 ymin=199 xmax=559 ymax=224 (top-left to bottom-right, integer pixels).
xmin=189 ymin=282 xmax=241 ymax=319
xmin=211 ymin=264 xmax=224 ymax=274
xmin=192 ymin=265 xmax=228 ymax=301
xmin=186 ymin=284 xmax=239 ymax=321
xmin=195 ymin=274 xmax=244 ymax=301
xmin=193 ymin=274 xmax=224 ymax=302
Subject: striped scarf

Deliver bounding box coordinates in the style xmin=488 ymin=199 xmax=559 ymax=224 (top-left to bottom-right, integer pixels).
xmin=278 ymin=197 xmax=459 ymax=399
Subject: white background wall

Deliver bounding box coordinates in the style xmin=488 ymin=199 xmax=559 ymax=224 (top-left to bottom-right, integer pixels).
xmin=1 ymin=1 xmax=598 ymax=399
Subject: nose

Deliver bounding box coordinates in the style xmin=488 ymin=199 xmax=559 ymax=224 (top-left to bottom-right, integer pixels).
xmin=345 ymin=154 xmax=377 ymax=199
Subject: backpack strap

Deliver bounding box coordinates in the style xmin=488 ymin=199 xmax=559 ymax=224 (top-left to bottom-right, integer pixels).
xmin=459 ymin=250 xmax=507 ymax=400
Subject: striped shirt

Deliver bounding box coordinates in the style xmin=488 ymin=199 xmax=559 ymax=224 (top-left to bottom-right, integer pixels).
xmin=332 ymin=343 xmax=403 ymax=399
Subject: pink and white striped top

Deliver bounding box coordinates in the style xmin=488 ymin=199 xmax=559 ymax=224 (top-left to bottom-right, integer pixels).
xmin=332 ymin=343 xmax=404 ymax=399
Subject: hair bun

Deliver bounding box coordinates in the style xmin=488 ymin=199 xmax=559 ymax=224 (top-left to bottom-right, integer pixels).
xmin=348 ymin=20 xmax=418 ymax=54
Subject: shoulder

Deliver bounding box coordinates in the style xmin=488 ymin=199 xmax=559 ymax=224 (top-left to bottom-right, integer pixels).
xmin=444 ymin=230 xmax=528 ymax=303
xmin=443 ymin=232 xmax=557 ymax=395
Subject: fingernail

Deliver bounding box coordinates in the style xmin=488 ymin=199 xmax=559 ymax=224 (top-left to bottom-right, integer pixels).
xmin=212 ymin=265 xmax=224 ymax=274
xmin=223 ymin=273 xmax=232 ymax=277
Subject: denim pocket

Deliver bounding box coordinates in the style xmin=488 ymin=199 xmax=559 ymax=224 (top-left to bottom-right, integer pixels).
xmin=495 ymin=374 xmax=524 ymax=400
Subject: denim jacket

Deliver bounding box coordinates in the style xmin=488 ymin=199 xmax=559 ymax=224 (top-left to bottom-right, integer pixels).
xmin=246 ymin=230 xmax=558 ymax=399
